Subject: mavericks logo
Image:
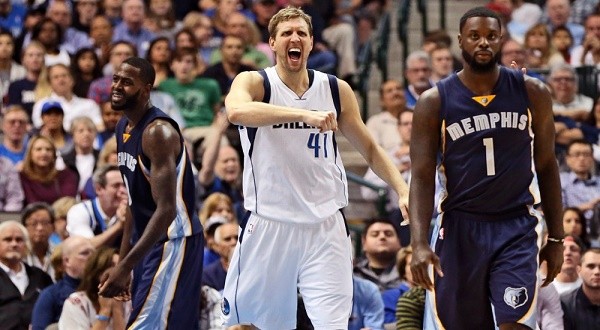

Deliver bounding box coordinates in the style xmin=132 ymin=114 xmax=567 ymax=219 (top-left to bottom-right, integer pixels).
xmin=503 ymin=287 xmax=528 ymax=309
xmin=221 ymin=297 xmax=230 ymax=315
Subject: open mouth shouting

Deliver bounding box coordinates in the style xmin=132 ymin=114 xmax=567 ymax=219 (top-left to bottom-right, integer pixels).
xmin=288 ymin=48 xmax=301 ymax=63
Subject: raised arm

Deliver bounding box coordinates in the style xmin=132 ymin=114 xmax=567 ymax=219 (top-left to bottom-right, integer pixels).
xmin=225 ymin=71 xmax=337 ymax=132
xmin=408 ymin=87 xmax=443 ymax=290
xmin=337 ymin=79 xmax=409 ymax=212
xmin=99 ymin=119 xmax=181 ymax=297
xmin=198 ymin=112 xmax=230 ymax=187
xmin=526 ymin=76 xmax=565 ymax=286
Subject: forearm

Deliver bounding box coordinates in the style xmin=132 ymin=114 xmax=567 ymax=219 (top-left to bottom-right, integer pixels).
xmin=90 ymin=223 xmax=123 ymax=248
xmin=119 ymin=208 xmax=175 ymax=271
xmin=409 ymin=173 xmax=436 ymax=246
xmin=226 ymin=102 xmax=307 ymax=127
xmin=367 ymin=145 xmax=409 ymax=198
xmin=537 ymin=161 xmax=565 ymax=238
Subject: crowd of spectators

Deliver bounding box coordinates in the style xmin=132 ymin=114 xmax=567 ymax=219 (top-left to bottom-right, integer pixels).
xmin=1 ymin=0 xmax=600 ymax=329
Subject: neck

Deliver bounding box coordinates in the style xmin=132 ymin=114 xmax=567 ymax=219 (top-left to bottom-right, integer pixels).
xmin=1 ymin=259 xmax=22 ymax=272
xmin=33 ymin=244 xmax=48 ymax=261
xmin=26 ymin=70 xmax=40 ymax=81
xmin=0 ymin=60 xmax=11 ymax=70
xmin=222 ymin=61 xmax=240 ymax=77
xmin=387 ymin=106 xmax=402 ymax=118
xmin=125 ymin=101 xmax=151 ymax=128
xmin=583 ymin=285 xmax=600 ymax=305
xmin=574 ymin=171 xmax=590 ymax=180
xmin=367 ymin=256 xmax=393 ymax=270
xmin=556 ymin=270 xmax=579 ymax=282
xmin=459 ymin=67 xmax=500 ymax=95
xmin=98 ymin=199 xmax=117 ymax=218
xmin=220 ymin=257 xmax=229 ymax=270
xmin=4 ymin=138 xmax=23 ymax=152
xmin=275 ymin=65 xmax=309 ymax=95
xmin=58 ymin=91 xmax=73 ymax=101
xmin=75 ymin=145 xmax=93 ymax=155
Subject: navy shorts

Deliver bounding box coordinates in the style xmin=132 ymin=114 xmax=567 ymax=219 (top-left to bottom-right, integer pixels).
xmin=423 ymin=209 xmax=542 ymax=330
xmin=127 ymin=233 xmax=204 ymax=329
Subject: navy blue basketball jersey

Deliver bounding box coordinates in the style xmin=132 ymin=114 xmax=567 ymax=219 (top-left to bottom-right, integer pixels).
xmin=436 ymin=66 xmax=540 ymax=215
xmin=115 ymin=106 xmax=201 ymax=241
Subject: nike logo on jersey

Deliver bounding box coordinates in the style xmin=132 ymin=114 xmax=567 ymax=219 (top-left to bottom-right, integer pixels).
xmin=123 ymin=133 xmax=131 ymax=143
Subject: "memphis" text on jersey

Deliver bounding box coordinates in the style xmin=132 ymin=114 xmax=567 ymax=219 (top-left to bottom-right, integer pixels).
xmin=118 ymin=152 xmax=137 ymax=172
xmin=446 ymin=111 xmax=528 ymax=141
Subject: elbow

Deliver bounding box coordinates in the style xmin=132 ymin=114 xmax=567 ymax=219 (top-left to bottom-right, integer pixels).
xmin=226 ymin=107 xmax=243 ymax=125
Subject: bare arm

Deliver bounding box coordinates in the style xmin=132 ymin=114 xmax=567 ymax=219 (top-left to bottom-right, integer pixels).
xmin=99 ymin=119 xmax=181 ymax=297
xmin=526 ymin=77 xmax=564 ymax=286
xmin=225 ymin=71 xmax=337 ymax=132
xmin=408 ymin=87 xmax=443 ymax=290
xmin=337 ymin=79 xmax=409 ymax=210
xmin=198 ymin=112 xmax=230 ymax=186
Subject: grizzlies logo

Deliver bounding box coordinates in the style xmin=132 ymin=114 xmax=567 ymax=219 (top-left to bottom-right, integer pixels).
xmin=503 ymin=287 xmax=528 ymax=309
xmin=221 ymin=297 xmax=230 ymax=315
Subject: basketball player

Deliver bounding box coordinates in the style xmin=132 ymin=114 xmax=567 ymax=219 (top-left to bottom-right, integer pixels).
xmin=409 ymin=7 xmax=564 ymax=330
xmin=221 ymin=6 xmax=409 ymax=329
xmin=98 ymin=57 xmax=204 ymax=329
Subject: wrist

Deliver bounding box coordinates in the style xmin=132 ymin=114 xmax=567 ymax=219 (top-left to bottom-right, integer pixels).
xmin=96 ymin=314 xmax=111 ymax=322
xmin=546 ymin=236 xmax=565 ymax=244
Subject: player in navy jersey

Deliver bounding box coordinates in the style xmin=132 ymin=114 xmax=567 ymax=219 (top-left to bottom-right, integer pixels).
xmin=98 ymin=57 xmax=204 ymax=329
xmin=409 ymin=7 xmax=564 ymax=330
xmin=221 ymin=6 xmax=409 ymax=329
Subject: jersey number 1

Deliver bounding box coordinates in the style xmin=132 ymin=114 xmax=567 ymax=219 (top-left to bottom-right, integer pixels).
xmin=483 ymin=138 xmax=496 ymax=176
xmin=307 ymin=133 xmax=328 ymax=158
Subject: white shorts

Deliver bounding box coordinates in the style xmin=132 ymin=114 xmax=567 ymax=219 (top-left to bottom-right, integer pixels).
xmin=221 ymin=212 xmax=353 ymax=330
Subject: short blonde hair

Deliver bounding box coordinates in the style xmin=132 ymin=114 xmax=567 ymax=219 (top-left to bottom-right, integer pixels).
xmin=268 ymin=6 xmax=313 ymax=39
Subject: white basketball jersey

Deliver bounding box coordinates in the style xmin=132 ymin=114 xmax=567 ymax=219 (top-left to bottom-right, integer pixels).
xmin=239 ymin=67 xmax=348 ymax=223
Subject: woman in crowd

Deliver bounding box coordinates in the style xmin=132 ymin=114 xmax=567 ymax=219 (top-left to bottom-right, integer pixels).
xmin=58 ymin=247 xmax=128 ymax=330
xmin=523 ymin=23 xmax=564 ymax=71
xmin=562 ymin=206 xmax=590 ymax=248
xmin=19 ymin=135 xmax=78 ymax=204
xmin=145 ymin=37 xmax=172 ymax=88
xmin=71 ymin=47 xmax=103 ymax=98
xmin=62 ymin=116 xmax=100 ymax=194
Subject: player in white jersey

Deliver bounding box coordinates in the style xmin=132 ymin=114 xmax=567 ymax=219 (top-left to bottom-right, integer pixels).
xmin=221 ymin=6 xmax=410 ymax=329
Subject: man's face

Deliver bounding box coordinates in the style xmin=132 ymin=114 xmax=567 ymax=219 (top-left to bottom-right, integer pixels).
xmin=398 ymin=111 xmax=413 ymax=143
xmin=41 ymin=109 xmax=64 ymax=130
xmin=549 ymin=69 xmax=576 ymax=103
xmin=0 ymin=34 xmax=14 ymax=61
xmin=227 ymin=13 xmax=247 ymax=39
xmin=565 ymin=143 xmax=594 ymax=175
xmin=547 ymin=0 xmax=570 ymax=26
xmin=585 ymin=15 xmax=600 ymax=39
xmin=47 ymin=1 xmax=71 ymax=28
xmin=215 ymin=223 xmax=238 ymax=260
xmin=22 ymin=44 xmax=45 ymax=72
xmin=430 ymin=48 xmax=453 ymax=78
xmin=171 ymin=55 xmax=196 ymax=83
xmin=0 ymin=225 xmax=27 ymax=266
xmin=380 ymin=80 xmax=405 ymax=112
xmin=269 ymin=17 xmax=313 ymax=73
xmin=96 ymin=170 xmax=126 ymax=210
xmin=501 ymin=40 xmax=526 ymax=67
xmin=101 ymin=102 xmax=122 ymax=131
xmin=72 ymin=122 xmax=96 ymax=150
xmin=405 ymin=58 xmax=432 ymax=89
xmin=459 ymin=16 xmax=502 ymax=73
xmin=37 ymin=21 xmax=59 ymax=48
xmin=76 ymin=0 xmax=99 ymax=22
xmin=48 ymin=66 xmax=74 ymax=96
xmin=362 ymin=222 xmax=401 ymax=258
xmin=111 ymin=63 xmax=146 ymax=111
xmin=122 ymin=0 xmax=145 ymax=25
xmin=215 ymin=147 xmax=240 ymax=183
xmin=109 ymin=44 xmax=135 ymax=71
xmin=24 ymin=209 xmax=54 ymax=246
xmin=221 ymin=36 xmax=244 ymax=65
xmin=561 ymin=239 xmax=582 ymax=271
xmin=64 ymin=238 xmax=95 ymax=278
xmin=2 ymin=110 xmax=28 ymax=142
xmin=580 ymin=251 xmax=600 ymax=290
xmin=90 ymin=16 xmax=113 ymax=46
